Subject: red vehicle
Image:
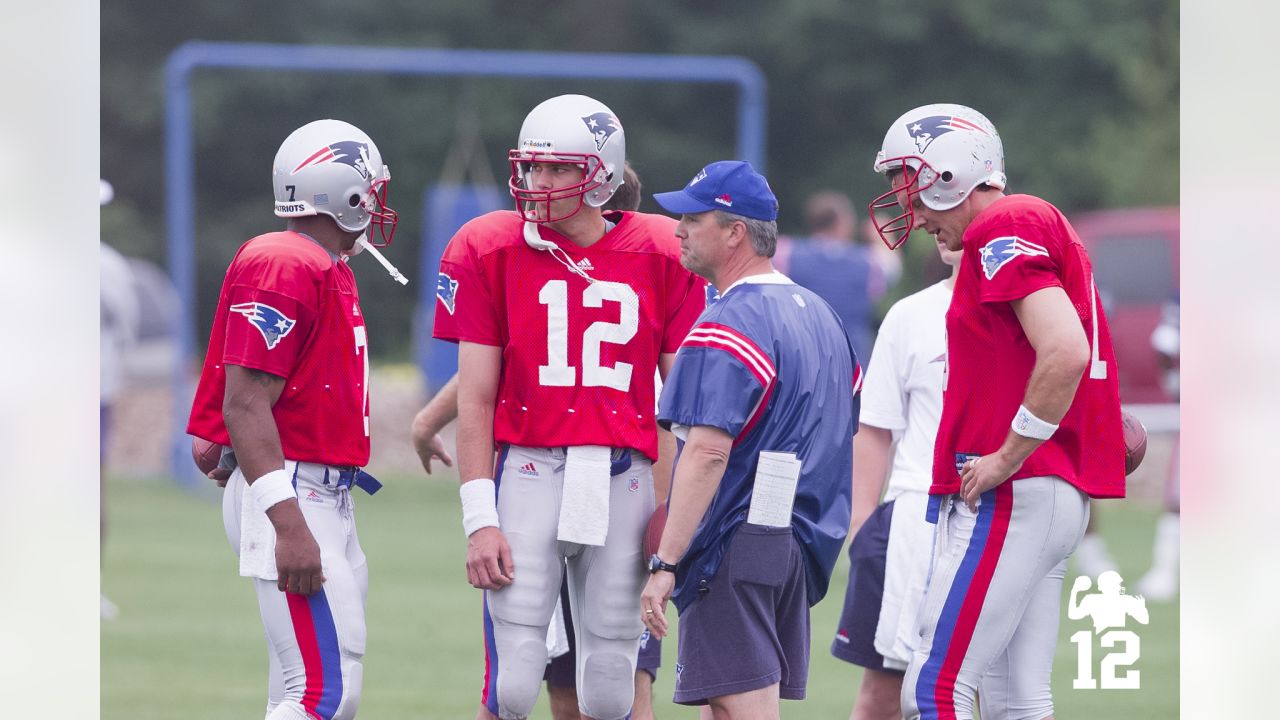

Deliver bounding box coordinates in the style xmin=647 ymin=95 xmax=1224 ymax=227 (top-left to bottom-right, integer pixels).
xmin=1072 ymin=207 xmax=1179 ymax=403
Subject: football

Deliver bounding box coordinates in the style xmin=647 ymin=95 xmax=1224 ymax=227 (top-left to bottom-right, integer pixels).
xmin=643 ymin=502 xmax=668 ymax=559
xmin=191 ymin=436 xmax=222 ymax=476
xmin=1122 ymin=409 xmax=1147 ymax=475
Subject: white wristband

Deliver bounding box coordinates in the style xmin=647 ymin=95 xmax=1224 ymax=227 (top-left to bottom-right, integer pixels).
xmin=1011 ymin=405 xmax=1059 ymax=440
xmin=251 ymin=468 xmax=296 ymax=511
xmin=460 ymin=478 xmax=501 ymax=537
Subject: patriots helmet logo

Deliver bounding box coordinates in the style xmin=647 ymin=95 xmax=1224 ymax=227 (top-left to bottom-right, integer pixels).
xmin=979 ymin=236 xmax=1050 ymax=279
xmin=580 ymin=112 xmax=621 ymax=151
xmin=292 ymin=140 xmax=371 ymax=179
xmin=906 ymin=115 xmax=991 ymax=153
xmin=229 ymin=302 xmax=296 ymax=350
xmin=436 ymin=271 xmax=459 ymax=315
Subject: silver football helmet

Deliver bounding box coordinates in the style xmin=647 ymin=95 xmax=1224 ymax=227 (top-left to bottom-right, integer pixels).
xmin=272 ymin=119 xmax=398 ymax=246
xmin=869 ymin=103 xmax=1006 ymax=249
xmin=508 ymin=94 xmax=626 ymax=223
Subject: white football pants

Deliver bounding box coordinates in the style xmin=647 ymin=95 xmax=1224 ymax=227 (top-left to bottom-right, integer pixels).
xmin=902 ymin=476 xmax=1088 ymax=720
xmin=224 ymin=462 xmax=368 ymax=720
xmin=480 ymin=445 xmax=653 ymax=720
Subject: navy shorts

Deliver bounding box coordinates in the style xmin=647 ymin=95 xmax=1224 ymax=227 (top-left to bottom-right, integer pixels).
xmin=544 ymin=576 xmax=662 ymax=689
xmin=673 ymin=524 xmax=809 ymax=705
xmin=830 ymin=500 xmax=901 ymax=672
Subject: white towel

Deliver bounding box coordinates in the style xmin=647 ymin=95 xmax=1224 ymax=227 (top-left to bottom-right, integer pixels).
xmin=238 ymin=467 xmax=291 ymax=581
xmin=557 ymin=445 xmax=611 ymax=546
xmin=545 ymin=594 xmax=571 ymax=660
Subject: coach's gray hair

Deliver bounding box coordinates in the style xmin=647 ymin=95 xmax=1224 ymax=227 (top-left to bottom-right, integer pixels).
xmin=714 ymin=211 xmax=778 ymax=258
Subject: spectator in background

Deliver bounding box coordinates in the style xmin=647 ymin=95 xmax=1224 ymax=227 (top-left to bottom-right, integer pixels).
xmin=1136 ymin=295 xmax=1179 ymax=601
xmin=774 ymin=190 xmax=890 ymax=363
xmin=100 ymin=179 xmax=140 ymax=621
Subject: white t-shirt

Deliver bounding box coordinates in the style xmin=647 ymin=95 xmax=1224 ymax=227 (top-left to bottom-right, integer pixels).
xmin=859 ymin=280 xmax=950 ymax=499
xmin=100 ymin=243 xmax=139 ymax=403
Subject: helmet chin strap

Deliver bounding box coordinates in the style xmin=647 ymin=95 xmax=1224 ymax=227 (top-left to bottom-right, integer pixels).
xmin=524 ymin=221 xmax=597 ymax=285
xmin=522 ymin=221 xmax=641 ymax=318
xmin=348 ymin=233 xmax=409 ymax=285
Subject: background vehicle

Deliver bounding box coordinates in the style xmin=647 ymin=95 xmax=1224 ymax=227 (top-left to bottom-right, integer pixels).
xmin=1074 ymin=207 xmax=1180 ymax=404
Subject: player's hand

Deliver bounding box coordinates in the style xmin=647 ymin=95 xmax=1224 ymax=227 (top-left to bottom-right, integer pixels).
xmin=466 ymin=526 xmax=514 ymax=590
xmin=207 ymin=465 xmax=233 ymax=488
xmin=1072 ymin=575 xmax=1093 ymax=592
xmin=413 ymin=432 xmax=454 ymax=475
xmin=959 ymin=452 xmax=1021 ymax=512
xmin=641 ymin=571 xmax=675 ymax=639
xmin=266 ymin=501 xmax=326 ymax=595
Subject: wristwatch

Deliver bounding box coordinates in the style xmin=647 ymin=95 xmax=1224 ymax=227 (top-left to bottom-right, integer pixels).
xmin=648 ymin=554 xmax=678 ymax=574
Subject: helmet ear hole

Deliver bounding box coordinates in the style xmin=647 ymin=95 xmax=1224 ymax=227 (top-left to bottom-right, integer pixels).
xmin=940 ymin=170 xmax=954 ymax=183
xmin=348 ymin=193 xmax=361 ymax=208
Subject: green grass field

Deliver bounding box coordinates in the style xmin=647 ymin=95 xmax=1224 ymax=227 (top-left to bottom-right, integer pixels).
xmin=102 ymin=476 xmax=1177 ymax=718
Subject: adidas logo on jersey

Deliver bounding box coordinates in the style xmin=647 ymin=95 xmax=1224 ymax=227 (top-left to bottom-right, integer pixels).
xmin=305 ymin=490 xmax=324 ymax=503
xmin=518 ymin=462 xmax=539 ymax=477
xmin=576 ymin=257 xmax=594 ymax=272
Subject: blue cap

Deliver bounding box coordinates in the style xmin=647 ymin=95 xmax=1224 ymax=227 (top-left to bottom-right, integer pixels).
xmin=653 ymin=160 xmax=778 ymax=221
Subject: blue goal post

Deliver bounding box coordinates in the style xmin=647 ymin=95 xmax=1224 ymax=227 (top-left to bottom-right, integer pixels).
xmin=164 ymin=41 xmax=767 ymax=486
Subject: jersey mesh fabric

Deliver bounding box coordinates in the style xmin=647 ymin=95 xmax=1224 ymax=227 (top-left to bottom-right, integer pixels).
xmin=188 ymin=231 xmax=371 ymax=467
xmin=434 ymin=210 xmax=705 ymax=460
xmin=934 ymin=195 xmax=1124 ymax=499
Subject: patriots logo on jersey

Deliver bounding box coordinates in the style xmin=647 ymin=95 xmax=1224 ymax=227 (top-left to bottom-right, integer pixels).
xmin=436 ymin=271 xmax=459 ymax=315
xmin=979 ymin=236 xmax=1050 ymax=279
xmin=229 ymin=302 xmax=296 ymax=350
xmin=580 ymin=112 xmax=621 ymax=151
xmin=291 ymin=140 xmax=371 ymax=179
xmin=906 ymin=115 xmax=990 ymax=153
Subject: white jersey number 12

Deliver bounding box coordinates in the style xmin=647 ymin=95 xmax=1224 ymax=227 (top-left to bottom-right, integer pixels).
xmin=538 ymin=279 xmax=638 ymax=392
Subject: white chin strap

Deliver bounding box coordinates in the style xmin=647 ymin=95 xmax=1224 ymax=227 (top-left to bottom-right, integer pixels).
xmin=349 ymin=233 xmax=409 ymax=285
xmin=524 ymin=221 xmax=596 ymax=286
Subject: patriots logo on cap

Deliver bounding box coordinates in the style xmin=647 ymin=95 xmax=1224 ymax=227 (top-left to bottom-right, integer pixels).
xmin=979 ymin=236 xmax=1050 ymax=279
xmin=436 ymin=271 xmax=459 ymax=315
xmin=229 ymin=302 xmax=296 ymax=350
xmin=292 ymin=140 xmax=371 ymax=179
xmin=580 ymin=112 xmax=621 ymax=151
xmin=906 ymin=115 xmax=990 ymax=153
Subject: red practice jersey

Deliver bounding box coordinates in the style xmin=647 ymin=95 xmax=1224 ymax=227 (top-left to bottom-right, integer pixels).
xmin=934 ymin=195 xmax=1125 ymax=499
xmin=188 ymin=231 xmax=372 ymax=467
xmin=434 ymin=210 xmax=705 ymax=460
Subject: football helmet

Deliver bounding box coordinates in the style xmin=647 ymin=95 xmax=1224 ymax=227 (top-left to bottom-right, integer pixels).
xmin=869 ymin=103 xmax=1006 ymax=249
xmin=509 ymin=94 xmax=625 ymax=223
xmin=272 ymin=119 xmax=399 ymax=246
